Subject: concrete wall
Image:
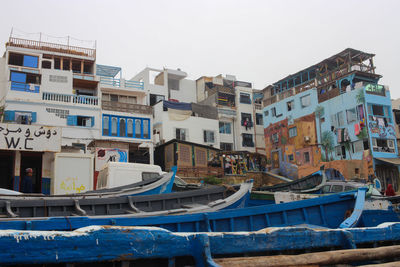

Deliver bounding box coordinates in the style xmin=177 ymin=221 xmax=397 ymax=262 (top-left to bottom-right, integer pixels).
xmin=170 ymin=79 xmax=197 ymax=103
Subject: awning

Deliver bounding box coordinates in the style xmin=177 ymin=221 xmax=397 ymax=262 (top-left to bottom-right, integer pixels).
xmin=375 ymin=157 xmax=400 ymax=165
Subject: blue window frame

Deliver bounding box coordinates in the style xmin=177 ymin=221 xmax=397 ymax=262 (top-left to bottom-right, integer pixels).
xmin=102 ymin=114 xmax=150 ymax=139
xmin=67 ymin=115 xmax=95 ymax=127
xmin=10 ymin=71 xmax=40 ymax=93
xmin=4 ymin=110 xmax=37 ymax=124
xmin=219 ymin=122 xmax=231 ymax=134
xmin=23 ymin=55 xmax=38 ymax=68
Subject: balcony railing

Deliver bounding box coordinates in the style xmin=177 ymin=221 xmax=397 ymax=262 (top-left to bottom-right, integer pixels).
xmin=365 ymin=83 xmax=386 ymax=96
xmin=42 ymin=92 xmax=99 ymax=106
xmin=7 ymin=37 xmax=95 ymax=58
xmin=102 ymin=100 xmax=153 ymax=115
xmin=100 ymin=77 xmax=144 ymax=90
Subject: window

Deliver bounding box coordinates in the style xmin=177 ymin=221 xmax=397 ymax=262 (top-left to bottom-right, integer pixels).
xmin=49 ymin=75 xmax=67 ymax=83
xmin=239 ymin=93 xmax=251 ymax=104
xmin=119 ymin=118 xmax=126 ymax=137
xmin=304 ymin=152 xmax=310 ymax=163
xmin=220 ymin=143 xmax=233 ymax=151
xmin=42 ymin=60 xmax=51 ymax=69
xmin=219 ymin=122 xmax=232 ymax=134
xmin=300 ymin=94 xmax=311 ymax=108
xmin=346 ymin=108 xmax=357 ymax=124
xmin=372 ymin=105 xmax=384 ymax=116
xmin=352 ymin=140 xmax=364 ymax=153
xmin=241 ymin=113 xmax=252 ymax=126
xmin=103 ymin=116 xmax=109 ymax=135
xmin=150 ymin=94 xmax=165 ymax=106
xmin=242 ymin=134 xmax=254 ymax=147
xmin=337 ymin=111 xmax=345 ymax=127
xmin=272 ymin=133 xmax=279 ymax=143
xmin=271 ymin=107 xmax=276 ymax=117
xmin=102 ymin=115 xmax=149 ymax=139
xmin=127 ymin=119 xmax=133 ymax=137
xmin=335 ymin=145 xmax=346 ymax=158
xmin=256 ymin=113 xmax=263 ymax=125
xmin=111 ymin=117 xmax=118 ymax=136
xmin=110 ymin=94 xmax=118 ymax=102
xmin=135 ymin=119 xmax=141 ymax=138
xmin=8 ymin=53 xmax=38 ymax=68
xmin=176 ymin=128 xmax=187 ymax=141
xmin=203 ymin=130 xmax=215 ymax=143
xmin=10 ymin=71 xmax=41 ymax=93
xmin=4 ymin=111 xmax=37 ymax=124
xmin=143 ymin=119 xmax=149 ymax=139
xmin=372 ymin=138 xmax=395 ymax=153
xmin=288 ymin=154 xmax=294 ymax=161
xmin=67 ymin=115 xmax=94 ymax=127
xmin=332 ymin=185 xmax=343 ymax=193
xmin=287 ymin=100 xmax=294 ymax=111
xmin=142 ymin=172 xmax=160 ymax=181
xmin=289 ymin=127 xmax=297 ymax=138
xmin=264 ymin=110 xmax=269 ymax=117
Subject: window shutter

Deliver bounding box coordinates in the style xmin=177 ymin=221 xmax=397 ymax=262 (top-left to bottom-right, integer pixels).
xmin=67 ymin=115 xmax=77 ymax=126
xmin=91 ymin=116 xmax=95 ymax=127
xmin=4 ymin=110 xmax=15 ymax=122
xmin=31 ymin=112 xmax=37 ymax=123
xmin=210 ymin=132 xmax=214 ymax=143
xmin=203 ymin=131 xmax=207 ymax=142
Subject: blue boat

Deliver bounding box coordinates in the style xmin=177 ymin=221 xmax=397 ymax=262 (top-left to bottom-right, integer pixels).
xmin=0 ymin=187 xmax=398 ymax=231
xmin=0 ymin=166 xmax=177 ymax=201
xmin=0 ymin=180 xmax=253 ymax=218
xmin=0 ymin=222 xmax=400 ymax=266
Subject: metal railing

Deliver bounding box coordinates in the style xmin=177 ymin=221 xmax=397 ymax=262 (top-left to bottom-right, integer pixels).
xmin=42 ymin=92 xmax=99 ymax=106
xmin=100 ymin=77 xmax=144 ymax=90
xmin=8 ymin=37 xmax=96 ymax=58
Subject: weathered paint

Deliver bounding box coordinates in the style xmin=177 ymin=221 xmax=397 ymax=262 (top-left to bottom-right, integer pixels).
xmin=1 ymin=188 xmax=398 ymax=232
xmin=1 ymin=223 xmax=400 ymax=265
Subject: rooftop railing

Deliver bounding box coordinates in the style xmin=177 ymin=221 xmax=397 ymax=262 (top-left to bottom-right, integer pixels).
xmin=42 ymin=92 xmax=99 ymax=106
xmin=99 ymin=76 xmax=144 ymax=90
xmin=7 ymin=37 xmax=96 ymax=58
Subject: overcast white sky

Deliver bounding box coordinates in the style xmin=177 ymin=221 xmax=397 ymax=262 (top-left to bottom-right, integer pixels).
xmin=1 ymin=0 xmax=399 ymax=98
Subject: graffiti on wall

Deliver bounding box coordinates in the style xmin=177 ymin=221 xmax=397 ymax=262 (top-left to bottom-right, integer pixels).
xmin=368 ymin=121 xmax=396 ymax=138
xmin=59 ymin=176 xmax=86 ymax=193
xmin=95 ymin=148 xmax=128 ymax=171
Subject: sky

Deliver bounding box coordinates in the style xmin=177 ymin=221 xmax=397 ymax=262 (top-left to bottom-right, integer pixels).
xmin=1 ymin=0 xmax=399 ymax=98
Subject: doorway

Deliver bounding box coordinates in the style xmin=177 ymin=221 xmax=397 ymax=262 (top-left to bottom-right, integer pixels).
xmin=271 ymin=151 xmax=280 ymax=169
xmin=0 ymin=151 xmax=15 ymax=190
xmin=20 ymin=152 xmax=43 ymax=193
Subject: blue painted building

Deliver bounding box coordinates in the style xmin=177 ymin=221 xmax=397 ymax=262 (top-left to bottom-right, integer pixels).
xmin=262 ymin=48 xmax=399 ymax=188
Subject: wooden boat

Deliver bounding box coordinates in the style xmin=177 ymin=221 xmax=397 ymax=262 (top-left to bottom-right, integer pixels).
xmin=0 ymin=167 xmax=178 ymax=200
xmin=0 ymin=187 xmax=398 ymax=231
xmin=1 ymin=222 xmax=400 ymax=266
xmin=0 ymin=180 xmax=253 ymax=218
xmin=256 ymin=169 xmax=326 ymax=192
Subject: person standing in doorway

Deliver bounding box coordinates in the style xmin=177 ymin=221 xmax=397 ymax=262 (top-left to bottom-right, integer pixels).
xmin=21 ymin=168 xmax=33 ymax=193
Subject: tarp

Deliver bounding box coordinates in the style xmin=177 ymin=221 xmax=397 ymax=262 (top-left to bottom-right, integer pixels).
xmin=163 ymin=100 xmax=192 ymax=110
xmin=375 ymin=157 xmax=400 ymax=165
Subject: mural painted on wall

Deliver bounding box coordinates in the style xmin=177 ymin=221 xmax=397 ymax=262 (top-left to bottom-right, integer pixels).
xmin=368 ymin=121 xmax=396 ymax=138
xmin=95 ymin=147 xmax=128 ymax=171
xmin=0 ymin=123 xmax=61 ymax=152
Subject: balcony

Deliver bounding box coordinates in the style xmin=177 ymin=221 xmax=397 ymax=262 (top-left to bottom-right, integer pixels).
xmin=102 ymin=100 xmax=153 ymax=115
xmin=365 ymin=83 xmax=386 ymax=97
xmin=7 ymin=37 xmax=95 ymax=58
xmin=42 ymin=92 xmax=99 ymax=106
xmin=100 ymin=76 xmax=144 ymax=90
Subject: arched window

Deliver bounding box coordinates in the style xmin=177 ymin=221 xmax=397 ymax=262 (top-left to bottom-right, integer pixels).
xmin=135 ymin=119 xmax=141 ymax=138
xmin=119 ymin=118 xmax=126 ymax=137
xmin=111 ymin=117 xmax=118 ymax=136
xmin=103 ymin=116 xmax=109 ymax=135
xmin=127 ymin=119 xmax=133 ymax=137
xmin=143 ymin=119 xmax=149 ymax=139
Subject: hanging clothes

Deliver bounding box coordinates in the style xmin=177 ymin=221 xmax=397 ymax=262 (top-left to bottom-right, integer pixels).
xmin=378 ymin=118 xmax=385 ymax=127
xmin=354 ymin=123 xmax=361 ymax=136
xmin=337 ymin=128 xmax=342 ymax=143
xmin=343 ymin=128 xmax=350 ymax=141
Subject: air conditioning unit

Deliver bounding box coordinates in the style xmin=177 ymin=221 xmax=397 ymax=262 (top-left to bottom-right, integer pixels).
xmin=304 ymin=136 xmax=311 ymax=142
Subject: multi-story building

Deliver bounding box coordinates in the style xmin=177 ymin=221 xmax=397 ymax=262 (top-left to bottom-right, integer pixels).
xmin=196 ymin=74 xmax=265 ymax=154
xmin=392 ymin=98 xmax=400 ymax=154
xmin=262 ymin=48 xmax=399 ymax=189
xmin=0 ymin=32 xmax=100 ymax=193
xmin=91 ymin=65 xmax=153 ymax=185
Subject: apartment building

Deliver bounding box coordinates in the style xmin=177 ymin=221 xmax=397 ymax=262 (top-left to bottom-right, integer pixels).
xmin=262 ymin=48 xmax=399 ymax=189
xmin=0 ymin=32 xmax=100 ymax=193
